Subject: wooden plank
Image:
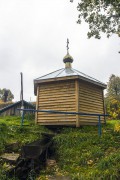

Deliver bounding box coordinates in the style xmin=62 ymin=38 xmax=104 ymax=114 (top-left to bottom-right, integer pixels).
xmin=37 ymin=119 xmax=76 ymax=122
xmin=37 ymin=122 xmax=76 ymax=125
xmin=79 ymin=115 xmax=103 ymax=119
xmin=37 ymin=76 xmax=77 ymax=85
xmin=79 ymin=92 xmax=102 ymax=100
xmin=38 ymin=108 xmax=76 ymax=111
xmin=79 ymin=85 xmax=102 ymax=92
xmin=35 ymin=86 xmax=39 ymax=124
xmin=102 ymin=91 xmax=106 ymax=123
xmin=39 ymin=81 xmax=75 ymax=89
xmin=75 ymin=80 xmax=80 ymax=127
xmin=79 ymin=81 xmax=103 ymax=90
xmin=39 ymin=98 xmax=75 ymax=103
xmin=39 ymin=87 xmax=75 ymax=92
xmin=39 ymin=85 xmax=75 ymax=89
xmin=37 ymin=113 xmax=76 ymax=117
xmin=79 ymin=88 xmax=102 ymax=96
xmin=37 ymin=118 xmax=76 ymax=121
xmin=79 ymin=105 xmax=103 ymax=111
xmin=39 ymin=103 xmax=75 ymax=107
xmin=39 ymin=95 xmax=75 ymax=99
xmin=38 ymin=80 xmax=76 ymax=126
xmin=37 ymin=116 xmax=76 ymax=119
xmin=39 ymin=91 xmax=75 ymax=97
xmin=79 ymin=99 xmax=103 ymax=105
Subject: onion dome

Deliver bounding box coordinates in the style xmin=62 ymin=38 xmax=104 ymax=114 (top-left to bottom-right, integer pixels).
xmin=63 ymin=53 xmax=73 ymax=64
xmin=63 ymin=39 xmax=74 ymax=68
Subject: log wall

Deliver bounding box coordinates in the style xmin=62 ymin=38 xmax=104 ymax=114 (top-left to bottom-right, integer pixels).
xmin=37 ymin=80 xmax=76 ymax=125
xmin=78 ymin=81 xmax=105 ymax=125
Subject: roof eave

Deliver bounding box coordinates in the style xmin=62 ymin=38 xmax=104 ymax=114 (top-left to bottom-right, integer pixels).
xmin=34 ymin=75 xmax=107 ymax=95
xmin=78 ymin=76 xmax=107 ymax=89
xmin=34 ymin=76 xmax=79 ymax=95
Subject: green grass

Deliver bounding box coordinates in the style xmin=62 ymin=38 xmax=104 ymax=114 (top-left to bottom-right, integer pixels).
xmin=0 ymin=116 xmax=120 ymax=180
xmin=0 ymin=116 xmax=50 ymax=154
xmin=53 ymin=120 xmax=120 ymax=180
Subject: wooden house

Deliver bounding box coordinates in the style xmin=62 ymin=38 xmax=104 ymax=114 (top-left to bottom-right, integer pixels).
xmin=0 ymin=100 xmax=35 ymax=116
xmin=34 ymin=52 xmax=106 ymax=127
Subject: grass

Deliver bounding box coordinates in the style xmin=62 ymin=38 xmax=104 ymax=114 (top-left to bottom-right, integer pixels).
xmin=0 ymin=116 xmax=120 ymax=179
xmin=0 ymin=116 xmax=50 ymax=154
xmin=53 ymin=121 xmax=120 ymax=180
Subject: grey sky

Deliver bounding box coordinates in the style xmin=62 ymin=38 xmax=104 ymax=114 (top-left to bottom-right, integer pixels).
xmin=0 ymin=0 xmax=120 ymax=102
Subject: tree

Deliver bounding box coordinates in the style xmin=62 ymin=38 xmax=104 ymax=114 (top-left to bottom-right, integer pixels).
xmin=0 ymin=88 xmax=14 ymax=102
xmin=107 ymin=74 xmax=120 ymax=100
xmin=105 ymin=74 xmax=120 ymax=119
xmin=77 ymin=0 xmax=120 ymax=39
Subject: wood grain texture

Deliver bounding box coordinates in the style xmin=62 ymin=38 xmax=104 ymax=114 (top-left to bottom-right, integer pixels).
xmin=36 ymin=79 xmax=105 ymax=126
xmin=37 ymin=80 xmax=76 ymax=125
xmin=35 ymin=86 xmax=39 ymax=124
xmin=75 ymin=80 xmax=80 ymax=127
xmin=79 ymin=81 xmax=105 ymax=125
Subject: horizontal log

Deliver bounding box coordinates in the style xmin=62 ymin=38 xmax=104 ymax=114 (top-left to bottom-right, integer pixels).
xmin=79 ymin=83 xmax=102 ymax=90
xmin=39 ymin=93 xmax=75 ymax=99
xmin=79 ymin=118 xmax=104 ymax=122
xmin=38 ymin=103 xmax=76 ymax=107
xmin=79 ymin=99 xmax=103 ymax=106
xmin=38 ymin=108 xmax=76 ymax=112
xmin=39 ymin=86 xmax=75 ymax=90
xmin=79 ymin=97 xmax=103 ymax=106
xmin=37 ymin=116 xmax=76 ymax=119
xmin=79 ymin=86 xmax=102 ymax=92
xmin=79 ymin=93 xmax=102 ymax=100
xmin=37 ymin=122 xmax=76 ymax=125
xmin=79 ymin=104 xmax=103 ymax=111
xmin=79 ymin=106 xmax=103 ymax=111
xmin=39 ymin=82 xmax=75 ymax=88
xmin=79 ymin=117 xmax=104 ymax=121
xmin=39 ymin=88 xmax=75 ymax=96
xmin=37 ymin=119 xmax=76 ymax=122
xmin=39 ymin=97 xmax=75 ymax=102
xmin=37 ymin=117 xmax=76 ymax=120
xmin=79 ymin=91 xmax=102 ymax=99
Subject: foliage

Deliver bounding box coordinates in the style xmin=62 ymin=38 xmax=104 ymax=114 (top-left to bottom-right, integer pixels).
xmin=0 ymin=88 xmax=14 ymax=102
xmin=0 ymin=116 xmax=50 ymax=155
xmin=114 ymin=121 xmax=120 ymax=132
xmin=105 ymin=96 xmax=120 ymax=119
xmin=1 ymin=116 xmax=120 ymax=179
xmin=107 ymin=74 xmax=120 ymax=100
xmin=53 ymin=122 xmax=120 ymax=179
xmin=0 ymin=116 xmax=51 ymax=179
xmin=77 ymin=0 xmax=120 ymax=39
xmin=105 ymin=74 xmax=120 ymax=119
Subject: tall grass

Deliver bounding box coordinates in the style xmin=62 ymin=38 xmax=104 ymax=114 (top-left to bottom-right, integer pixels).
xmin=0 ymin=117 xmax=120 ymax=180
xmin=53 ymin=121 xmax=120 ymax=179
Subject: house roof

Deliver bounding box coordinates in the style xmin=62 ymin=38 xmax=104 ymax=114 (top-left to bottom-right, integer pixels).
xmin=34 ymin=67 xmax=107 ymax=95
xmin=0 ymin=100 xmax=35 ymax=114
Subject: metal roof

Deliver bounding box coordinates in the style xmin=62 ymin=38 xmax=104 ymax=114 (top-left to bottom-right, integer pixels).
xmin=0 ymin=100 xmax=35 ymax=114
xmin=34 ymin=67 xmax=106 ymax=88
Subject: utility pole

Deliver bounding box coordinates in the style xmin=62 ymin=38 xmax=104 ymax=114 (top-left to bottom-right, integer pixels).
xmin=20 ymin=72 xmax=24 ymax=125
xmin=20 ymin=72 xmax=24 ymax=107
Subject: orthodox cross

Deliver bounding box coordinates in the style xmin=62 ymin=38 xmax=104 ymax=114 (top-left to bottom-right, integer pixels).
xmin=66 ymin=38 xmax=69 ymax=54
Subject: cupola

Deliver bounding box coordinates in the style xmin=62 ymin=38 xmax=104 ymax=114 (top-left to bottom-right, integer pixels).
xmin=63 ymin=39 xmax=73 ymax=68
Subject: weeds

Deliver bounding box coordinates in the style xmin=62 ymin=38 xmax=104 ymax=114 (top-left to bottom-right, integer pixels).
xmin=0 ymin=117 xmax=120 ymax=180
xmin=54 ymin=120 xmax=120 ymax=179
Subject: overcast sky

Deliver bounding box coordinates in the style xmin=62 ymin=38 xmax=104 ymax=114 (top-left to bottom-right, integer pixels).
xmin=0 ymin=0 xmax=120 ymax=102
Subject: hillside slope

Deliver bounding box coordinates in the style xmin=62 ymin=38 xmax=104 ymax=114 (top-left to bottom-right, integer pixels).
xmin=0 ymin=116 xmax=120 ymax=180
